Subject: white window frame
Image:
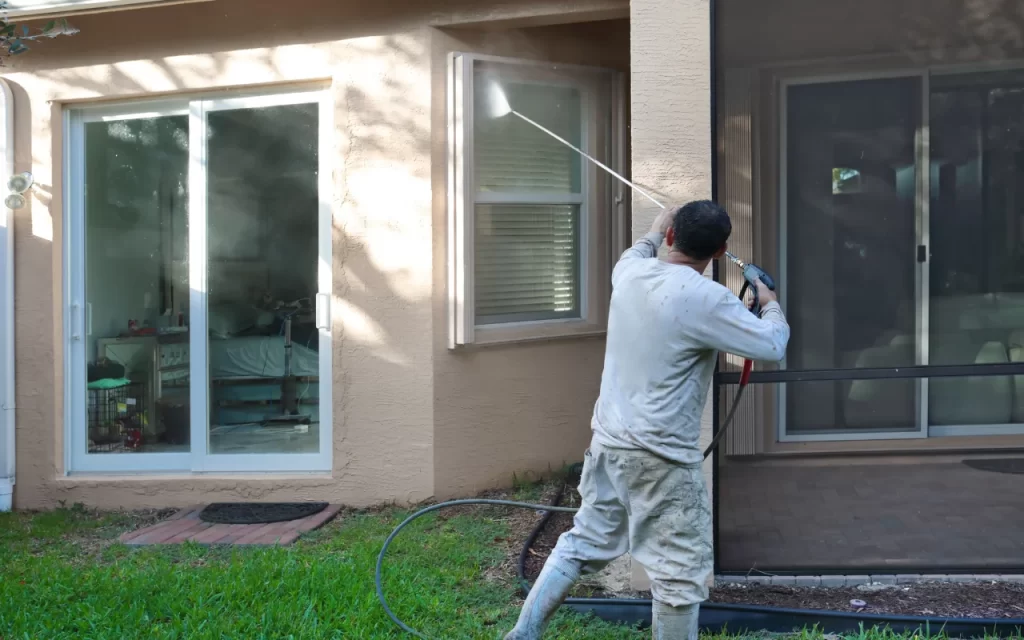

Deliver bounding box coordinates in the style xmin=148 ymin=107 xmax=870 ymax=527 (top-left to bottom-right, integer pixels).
xmin=447 ymin=53 xmax=623 ymax=348
xmin=63 ymin=87 xmax=333 ymax=474
xmin=776 ymin=65 xmax=1024 ymax=443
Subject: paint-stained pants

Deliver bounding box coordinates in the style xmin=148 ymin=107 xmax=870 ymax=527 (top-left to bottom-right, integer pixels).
xmin=550 ymin=440 xmax=713 ymax=608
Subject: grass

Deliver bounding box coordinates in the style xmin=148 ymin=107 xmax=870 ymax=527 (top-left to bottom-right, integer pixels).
xmin=0 ymin=497 xmax=993 ymax=639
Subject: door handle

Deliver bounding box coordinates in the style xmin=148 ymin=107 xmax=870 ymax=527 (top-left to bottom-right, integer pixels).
xmin=70 ymin=302 xmax=81 ymax=341
xmin=315 ymin=293 xmax=331 ymax=331
xmin=86 ymin=302 xmax=92 ymax=337
xmin=917 ymin=244 xmax=928 ymax=263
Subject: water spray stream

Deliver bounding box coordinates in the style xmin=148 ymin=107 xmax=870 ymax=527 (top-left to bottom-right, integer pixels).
xmin=486 ymin=81 xmax=666 ymax=210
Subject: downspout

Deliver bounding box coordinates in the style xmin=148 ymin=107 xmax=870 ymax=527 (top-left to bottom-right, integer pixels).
xmin=0 ymin=79 xmax=15 ymax=511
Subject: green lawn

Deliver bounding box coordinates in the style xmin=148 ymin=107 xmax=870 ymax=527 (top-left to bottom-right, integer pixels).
xmin=0 ymin=499 xmax=971 ymax=639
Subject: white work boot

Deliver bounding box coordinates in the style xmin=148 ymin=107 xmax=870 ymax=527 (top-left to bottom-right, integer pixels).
xmin=504 ymin=558 xmax=580 ymax=639
xmin=651 ymin=601 xmax=700 ymax=640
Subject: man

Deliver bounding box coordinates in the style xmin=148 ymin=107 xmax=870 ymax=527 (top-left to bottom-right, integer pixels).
xmin=505 ymin=201 xmax=790 ymax=640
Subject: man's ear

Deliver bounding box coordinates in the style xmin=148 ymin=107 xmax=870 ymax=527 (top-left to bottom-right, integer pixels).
xmin=666 ymin=227 xmax=675 ymax=248
xmin=713 ymin=244 xmax=728 ymax=259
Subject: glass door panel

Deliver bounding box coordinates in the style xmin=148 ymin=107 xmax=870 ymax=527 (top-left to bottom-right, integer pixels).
xmin=201 ymin=96 xmax=327 ymax=463
xmin=782 ymin=76 xmax=924 ymax=439
xmin=929 ymin=72 xmax=1024 ymax=434
xmin=70 ymin=108 xmax=192 ymax=472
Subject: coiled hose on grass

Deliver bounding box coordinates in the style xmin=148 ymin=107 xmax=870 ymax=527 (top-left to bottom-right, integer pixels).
xmin=375 ymin=381 xmax=750 ymax=639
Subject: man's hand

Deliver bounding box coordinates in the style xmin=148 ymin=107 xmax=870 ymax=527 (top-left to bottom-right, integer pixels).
xmin=746 ymin=278 xmax=778 ymax=311
xmin=649 ymin=205 xmax=682 ymax=236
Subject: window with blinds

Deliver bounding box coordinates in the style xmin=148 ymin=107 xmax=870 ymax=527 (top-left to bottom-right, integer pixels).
xmin=473 ymin=79 xmax=584 ymax=325
xmin=447 ymin=53 xmax=621 ymax=347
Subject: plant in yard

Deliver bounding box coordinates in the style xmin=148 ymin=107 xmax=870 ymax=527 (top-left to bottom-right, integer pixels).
xmin=0 ymin=2 xmax=77 ymax=61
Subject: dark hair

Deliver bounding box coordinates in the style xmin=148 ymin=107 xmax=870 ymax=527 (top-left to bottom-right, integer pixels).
xmin=672 ymin=200 xmax=731 ymax=260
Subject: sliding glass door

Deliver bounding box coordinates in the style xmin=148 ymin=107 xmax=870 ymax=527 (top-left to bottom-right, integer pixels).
xmin=65 ymin=89 xmax=332 ymax=473
xmin=781 ymin=74 xmax=926 ymax=440
xmin=780 ymin=69 xmax=1024 ymax=441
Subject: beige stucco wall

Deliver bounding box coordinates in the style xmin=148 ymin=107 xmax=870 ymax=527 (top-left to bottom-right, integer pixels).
xmin=628 ymin=0 xmax=712 ymax=592
xmin=3 ymin=0 xmax=630 ymax=509
xmin=630 ymin=0 xmax=713 ymax=486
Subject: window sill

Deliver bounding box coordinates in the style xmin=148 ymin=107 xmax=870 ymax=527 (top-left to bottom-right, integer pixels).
xmin=461 ymin=320 xmax=606 ymax=348
xmin=57 ymin=471 xmax=334 ymax=481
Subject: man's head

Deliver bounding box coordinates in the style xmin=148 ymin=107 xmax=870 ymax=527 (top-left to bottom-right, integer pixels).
xmin=669 ymin=200 xmax=731 ymax=261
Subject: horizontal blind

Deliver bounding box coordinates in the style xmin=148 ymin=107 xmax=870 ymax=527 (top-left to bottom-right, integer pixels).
xmin=475 ymin=204 xmax=580 ymax=323
xmin=472 ymin=74 xmax=584 ymax=324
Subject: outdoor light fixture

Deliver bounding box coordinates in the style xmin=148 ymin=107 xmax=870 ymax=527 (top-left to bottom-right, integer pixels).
xmin=4 ymin=172 xmax=33 ymax=210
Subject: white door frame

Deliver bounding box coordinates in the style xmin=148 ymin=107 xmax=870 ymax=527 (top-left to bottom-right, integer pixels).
xmin=64 ymin=88 xmax=333 ymax=474
xmin=0 ymin=79 xmax=17 ymax=507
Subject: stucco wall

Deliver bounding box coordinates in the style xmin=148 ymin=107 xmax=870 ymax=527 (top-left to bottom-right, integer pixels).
xmin=626 ymin=0 xmax=712 ymax=592
xmin=630 ymin=0 xmax=712 ymax=486
xmin=4 ymin=0 xmax=627 ymax=509
xmin=430 ymin=20 xmax=630 ymax=498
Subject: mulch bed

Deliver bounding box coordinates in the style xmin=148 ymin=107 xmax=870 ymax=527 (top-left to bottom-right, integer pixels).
xmin=511 ymin=481 xmax=1024 ymax=618
xmin=521 ymin=485 xmax=596 ymax=592
xmin=712 ymin=582 xmax=1024 ymax=619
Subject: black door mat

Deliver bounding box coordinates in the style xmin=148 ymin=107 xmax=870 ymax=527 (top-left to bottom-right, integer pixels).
xmin=962 ymin=458 xmax=1024 ymax=475
xmin=199 ymin=502 xmax=330 ymax=524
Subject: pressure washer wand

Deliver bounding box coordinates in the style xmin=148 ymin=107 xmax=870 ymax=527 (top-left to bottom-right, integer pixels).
xmin=507 ymin=109 xmax=667 ymax=210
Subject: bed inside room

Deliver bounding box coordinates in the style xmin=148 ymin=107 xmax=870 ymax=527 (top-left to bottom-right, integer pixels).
xmin=83 ymin=101 xmax=322 ymax=456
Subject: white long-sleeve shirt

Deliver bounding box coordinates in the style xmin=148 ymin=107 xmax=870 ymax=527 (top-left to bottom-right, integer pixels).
xmin=592 ymin=231 xmax=791 ymax=465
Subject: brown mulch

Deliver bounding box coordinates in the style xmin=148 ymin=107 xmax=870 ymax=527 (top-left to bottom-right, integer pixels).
xmin=712 ymin=583 xmax=1024 ymax=619
xmin=522 ymin=483 xmax=591 ymax=592
xmin=510 ymin=481 xmax=1024 ymax=618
